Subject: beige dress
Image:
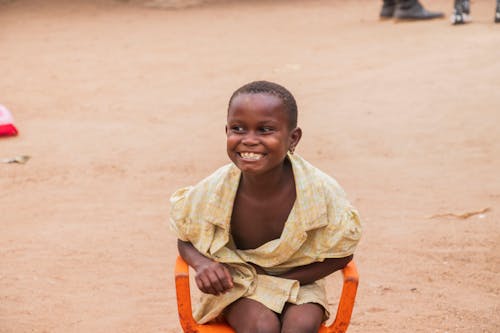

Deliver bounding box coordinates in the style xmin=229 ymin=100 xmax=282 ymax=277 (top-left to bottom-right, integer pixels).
xmin=169 ymin=154 xmax=362 ymax=324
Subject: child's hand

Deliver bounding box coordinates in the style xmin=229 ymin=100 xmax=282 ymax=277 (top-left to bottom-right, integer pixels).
xmin=194 ymin=260 xmax=234 ymax=296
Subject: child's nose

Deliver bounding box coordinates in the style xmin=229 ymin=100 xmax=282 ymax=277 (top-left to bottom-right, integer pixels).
xmin=241 ymin=132 xmax=259 ymax=145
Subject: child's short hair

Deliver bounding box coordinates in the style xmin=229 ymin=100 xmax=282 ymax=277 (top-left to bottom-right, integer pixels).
xmin=228 ymin=80 xmax=298 ymax=129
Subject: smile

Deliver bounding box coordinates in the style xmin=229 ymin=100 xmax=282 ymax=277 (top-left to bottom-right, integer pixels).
xmin=238 ymin=152 xmax=264 ymax=160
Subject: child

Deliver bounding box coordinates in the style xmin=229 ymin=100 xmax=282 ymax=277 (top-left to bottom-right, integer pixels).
xmin=170 ymin=81 xmax=362 ymax=332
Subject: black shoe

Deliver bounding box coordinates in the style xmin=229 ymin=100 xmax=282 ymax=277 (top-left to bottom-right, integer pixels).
xmin=394 ymin=0 xmax=444 ymax=20
xmin=495 ymin=0 xmax=500 ymax=23
xmin=380 ymin=0 xmax=396 ymax=18
xmin=451 ymin=0 xmax=471 ymax=25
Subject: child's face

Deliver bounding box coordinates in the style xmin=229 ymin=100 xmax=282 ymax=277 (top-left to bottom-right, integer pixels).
xmin=226 ymin=93 xmax=301 ymax=176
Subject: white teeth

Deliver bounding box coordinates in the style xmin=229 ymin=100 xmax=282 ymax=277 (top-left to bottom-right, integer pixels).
xmin=240 ymin=152 xmax=263 ymax=160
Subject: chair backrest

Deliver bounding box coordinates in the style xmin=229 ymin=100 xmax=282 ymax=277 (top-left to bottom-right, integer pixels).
xmin=174 ymin=255 xmax=359 ymax=333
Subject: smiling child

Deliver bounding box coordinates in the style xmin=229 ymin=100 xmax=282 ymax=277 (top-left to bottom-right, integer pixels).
xmin=170 ymin=81 xmax=362 ymax=332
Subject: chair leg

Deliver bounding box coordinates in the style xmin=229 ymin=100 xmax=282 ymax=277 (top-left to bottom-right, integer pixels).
xmin=327 ymin=261 xmax=359 ymax=333
xmin=175 ymin=256 xmax=200 ymax=332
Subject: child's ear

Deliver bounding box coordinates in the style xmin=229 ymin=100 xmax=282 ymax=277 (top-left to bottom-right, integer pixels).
xmin=291 ymin=127 xmax=302 ymax=145
xmin=289 ymin=127 xmax=302 ymax=153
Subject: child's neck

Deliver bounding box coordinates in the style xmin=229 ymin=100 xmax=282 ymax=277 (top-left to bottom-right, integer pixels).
xmin=239 ymin=160 xmax=293 ymax=198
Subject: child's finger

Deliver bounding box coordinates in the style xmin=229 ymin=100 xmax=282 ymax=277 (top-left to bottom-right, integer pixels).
xmin=196 ymin=274 xmax=218 ymax=295
xmin=222 ymin=266 xmax=234 ymax=288
xmin=194 ymin=274 xmax=207 ymax=292
xmin=207 ymin=271 xmax=225 ymax=295
xmin=214 ymin=267 xmax=233 ymax=291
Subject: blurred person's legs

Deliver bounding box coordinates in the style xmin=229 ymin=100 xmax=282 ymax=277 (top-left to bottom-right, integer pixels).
xmin=394 ymin=0 xmax=444 ymax=19
xmin=451 ymin=0 xmax=470 ymax=24
xmin=451 ymin=0 xmax=499 ymax=24
xmin=496 ymin=0 xmax=500 ymax=23
xmin=380 ymin=0 xmax=396 ymax=18
xmin=380 ymin=0 xmax=444 ymax=20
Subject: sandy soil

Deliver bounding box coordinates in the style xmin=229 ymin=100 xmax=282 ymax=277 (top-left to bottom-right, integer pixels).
xmin=1 ymin=0 xmax=499 ymax=332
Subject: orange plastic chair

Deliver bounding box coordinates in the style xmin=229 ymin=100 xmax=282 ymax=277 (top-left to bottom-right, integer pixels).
xmin=174 ymin=255 xmax=359 ymax=333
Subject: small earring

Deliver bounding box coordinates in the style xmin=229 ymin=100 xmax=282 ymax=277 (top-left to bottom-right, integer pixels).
xmin=289 ymin=146 xmax=295 ymax=155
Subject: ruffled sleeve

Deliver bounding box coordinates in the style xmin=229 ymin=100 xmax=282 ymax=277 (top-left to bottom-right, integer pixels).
xmin=308 ymin=183 xmax=362 ymax=260
xmin=169 ymin=186 xmax=193 ymax=242
xmin=321 ymin=205 xmax=362 ymax=258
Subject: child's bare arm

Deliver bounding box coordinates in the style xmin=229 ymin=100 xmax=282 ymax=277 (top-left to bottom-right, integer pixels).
xmin=257 ymin=255 xmax=353 ymax=285
xmin=177 ymin=239 xmax=234 ymax=295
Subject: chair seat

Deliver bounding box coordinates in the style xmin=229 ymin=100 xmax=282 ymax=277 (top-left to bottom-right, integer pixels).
xmin=174 ymin=256 xmax=359 ymax=333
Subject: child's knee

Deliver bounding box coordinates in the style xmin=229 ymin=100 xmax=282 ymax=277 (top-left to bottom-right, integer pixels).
xmin=281 ymin=303 xmax=323 ymax=333
xmin=225 ymin=298 xmax=280 ymax=333
xmin=237 ymin=312 xmax=280 ymax=333
xmin=282 ymin=318 xmax=321 ymax=333
xmin=253 ymin=314 xmax=280 ymax=333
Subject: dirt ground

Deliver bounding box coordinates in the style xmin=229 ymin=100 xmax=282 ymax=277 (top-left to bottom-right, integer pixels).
xmin=1 ymin=0 xmax=499 ymax=332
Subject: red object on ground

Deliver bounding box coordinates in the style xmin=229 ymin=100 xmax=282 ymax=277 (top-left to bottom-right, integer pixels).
xmin=0 ymin=104 xmax=18 ymax=137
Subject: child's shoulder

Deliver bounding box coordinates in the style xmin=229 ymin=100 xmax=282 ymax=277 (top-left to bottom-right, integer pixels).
xmin=291 ymin=154 xmax=346 ymax=197
xmin=170 ymin=162 xmax=238 ymax=207
xmin=193 ymin=162 xmax=238 ymax=192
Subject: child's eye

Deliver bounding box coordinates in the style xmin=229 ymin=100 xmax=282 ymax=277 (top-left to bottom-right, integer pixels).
xmin=260 ymin=127 xmax=274 ymax=133
xmin=231 ymin=126 xmax=245 ymax=133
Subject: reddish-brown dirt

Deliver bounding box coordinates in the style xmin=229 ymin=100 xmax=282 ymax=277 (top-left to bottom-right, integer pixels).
xmin=1 ymin=0 xmax=499 ymax=332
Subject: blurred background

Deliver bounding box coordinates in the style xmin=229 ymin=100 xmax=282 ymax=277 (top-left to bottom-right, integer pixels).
xmin=1 ymin=0 xmax=499 ymax=332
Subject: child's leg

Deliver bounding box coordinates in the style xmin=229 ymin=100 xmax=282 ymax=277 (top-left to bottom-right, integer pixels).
xmin=280 ymin=303 xmax=324 ymax=333
xmin=224 ymin=298 xmax=280 ymax=333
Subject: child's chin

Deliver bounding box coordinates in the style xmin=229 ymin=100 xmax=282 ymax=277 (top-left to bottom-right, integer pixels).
xmin=237 ymin=163 xmax=265 ymax=174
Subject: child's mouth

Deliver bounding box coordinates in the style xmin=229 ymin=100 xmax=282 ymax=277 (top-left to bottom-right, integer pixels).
xmin=239 ymin=152 xmax=264 ymax=161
